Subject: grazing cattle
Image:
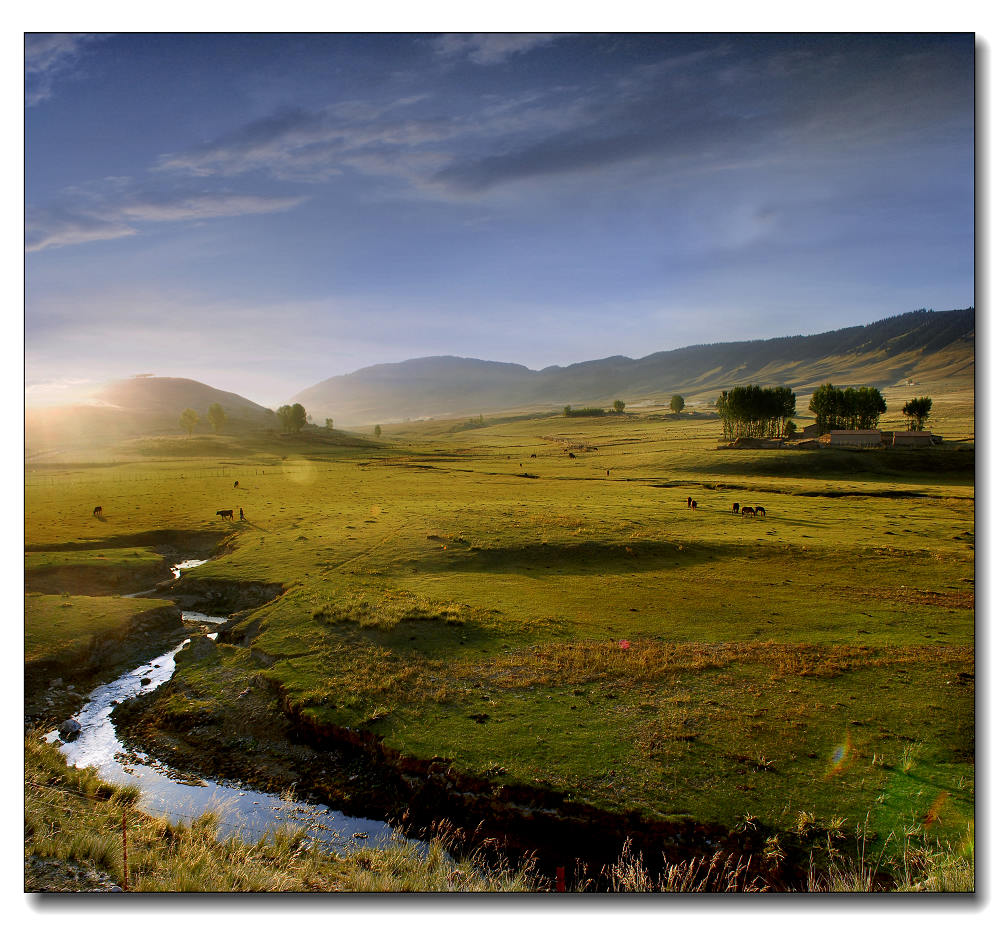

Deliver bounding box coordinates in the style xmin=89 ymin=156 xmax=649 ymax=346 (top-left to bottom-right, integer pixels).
xmin=755 ymin=506 xmax=766 ymax=517
xmin=217 ymin=509 xmax=234 ymax=520
xmin=742 ymin=506 xmax=756 ymax=517
xmin=93 ymin=505 xmax=102 ymax=517
xmin=568 ymin=452 xmax=576 ymax=459
xmin=732 ymin=503 xmax=740 ymax=514
xmin=234 ymin=480 xmax=239 ymax=489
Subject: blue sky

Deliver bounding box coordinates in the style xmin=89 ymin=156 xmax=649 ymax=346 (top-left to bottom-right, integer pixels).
xmin=25 ymin=32 xmax=974 ymax=408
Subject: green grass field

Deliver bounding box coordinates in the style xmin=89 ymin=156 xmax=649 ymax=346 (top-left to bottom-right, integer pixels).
xmin=25 ymin=390 xmax=974 ymax=860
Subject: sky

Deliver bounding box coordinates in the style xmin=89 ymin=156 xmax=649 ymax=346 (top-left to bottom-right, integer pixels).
xmin=24 ymin=31 xmax=974 ymax=409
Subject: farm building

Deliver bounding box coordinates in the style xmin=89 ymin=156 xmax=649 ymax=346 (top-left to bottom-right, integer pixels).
xmin=821 ymin=429 xmax=883 ymax=448
xmin=889 ymin=430 xmax=935 ymax=448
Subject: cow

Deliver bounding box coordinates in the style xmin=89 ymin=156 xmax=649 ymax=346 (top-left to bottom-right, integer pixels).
xmin=755 ymin=506 xmax=767 ymax=517
xmin=217 ymin=509 xmax=234 ymax=520
xmin=742 ymin=506 xmax=756 ymax=517
xmin=92 ymin=505 xmax=102 ymax=517
xmin=234 ymin=480 xmax=239 ymax=489
xmin=568 ymin=452 xmax=576 ymax=459
xmin=732 ymin=503 xmax=740 ymax=514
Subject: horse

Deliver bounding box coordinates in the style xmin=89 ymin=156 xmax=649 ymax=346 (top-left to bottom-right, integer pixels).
xmin=568 ymin=452 xmax=576 ymax=459
xmin=234 ymin=480 xmax=239 ymax=489
xmin=732 ymin=503 xmax=740 ymax=514
xmin=530 ymin=454 xmax=537 ymax=459
xmin=691 ymin=500 xmax=697 ymax=509
xmin=92 ymin=506 xmax=102 ymax=517
xmin=687 ymin=496 xmax=692 ymax=508
xmin=742 ymin=506 xmax=757 ymax=517
xmin=755 ymin=506 xmax=766 ymax=517
xmin=217 ymin=509 xmax=234 ymax=520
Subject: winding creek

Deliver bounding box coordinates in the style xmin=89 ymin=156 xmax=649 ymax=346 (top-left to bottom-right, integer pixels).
xmin=43 ymin=558 xmax=412 ymax=856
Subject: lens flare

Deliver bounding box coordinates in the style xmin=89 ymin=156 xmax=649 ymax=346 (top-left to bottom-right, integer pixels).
xmin=825 ymin=731 xmax=853 ymax=777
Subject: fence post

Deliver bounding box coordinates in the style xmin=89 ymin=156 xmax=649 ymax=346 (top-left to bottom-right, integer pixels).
xmin=122 ymin=809 xmax=129 ymax=891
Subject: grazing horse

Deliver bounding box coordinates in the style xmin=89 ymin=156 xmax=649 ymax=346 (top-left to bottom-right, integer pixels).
xmin=742 ymin=506 xmax=757 ymax=517
xmin=234 ymin=480 xmax=239 ymax=489
xmin=691 ymin=500 xmax=697 ymax=509
xmin=687 ymin=496 xmax=692 ymax=508
xmin=217 ymin=509 xmax=234 ymax=520
xmin=93 ymin=505 xmax=102 ymax=517
xmin=732 ymin=503 xmax=740 ymax=514
xmin=530 ymin=453 xmax=537 ymax=458
xmin=755 ymin=506 xmax=766 ymax=517
xmin=568 ymin=452 xmax=576 ymax=459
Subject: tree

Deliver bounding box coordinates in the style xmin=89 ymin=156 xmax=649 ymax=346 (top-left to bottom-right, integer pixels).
xmin=374 ymin=424 xmax=382 ymax=437
xmin=613 ymin=399 xmax=625 ymax=414
xmin=325 ymin=418 xmax=334 ymax=430
xmin=670 ymin=395 xmax=685 ymax=414
xmin=276 ymin=403 xmax=307 ymax=434
xmin=902 ymin=396 xmax=933 ymax=431
xmin=563 ymin=405 xmax=572 ymax=417
xmin=180 ymin=408 xmax=199 ymax=436
xmin=809 ymin=384 xmax=887 ymax=433
xmin=207 ymin=402 xmax=226 ymax=434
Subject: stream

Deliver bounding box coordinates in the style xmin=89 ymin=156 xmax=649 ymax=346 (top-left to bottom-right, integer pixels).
xmin=43 ymin=558 xmax=411 ymax=856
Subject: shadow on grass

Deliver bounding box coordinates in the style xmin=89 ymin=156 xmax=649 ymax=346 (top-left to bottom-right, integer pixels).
xmin=403 ymin=539 xmax=736 ymax=575
xmin=686 ymin=447 xmax=974 ymax=483
xmin=25 ymin=528 xmax=228 ymax=554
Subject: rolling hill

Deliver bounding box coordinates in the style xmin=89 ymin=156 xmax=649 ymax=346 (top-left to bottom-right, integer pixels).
xmin=292 ymin=308 xmax=975 ymax=424
xmin=26 ymin=377 xmax=276 ymax=451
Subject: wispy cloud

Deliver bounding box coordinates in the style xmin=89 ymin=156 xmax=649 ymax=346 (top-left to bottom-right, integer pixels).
xmin=25 ymin=33 xmax=107 ymax=106
xmin=27 ymin=188 xmax=307 ymax=253
xmin=431 ymin=33 xmax=563 ymax=65
xmin=156 ymin=101 xmax=464 ymax=183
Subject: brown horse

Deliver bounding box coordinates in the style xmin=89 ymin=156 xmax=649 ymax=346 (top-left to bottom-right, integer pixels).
xmin=93 ymin=505 xmax=103 ymax=517
xmin=755 ymin=506 xmax=766 ymax=517
xmin=742 ymin=506 xmax=756 ymax=516
xmin=732 ymin=503 xmax=740 ymax=514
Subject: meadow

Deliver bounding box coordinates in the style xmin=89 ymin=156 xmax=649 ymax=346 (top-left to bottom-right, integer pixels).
xmin=24 ymin=386 xmax=975 ymax=876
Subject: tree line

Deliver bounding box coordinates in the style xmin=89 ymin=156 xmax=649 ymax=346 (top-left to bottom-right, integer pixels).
xmin=716 ymin=385 xmax=796 ymax=440
xmin=807 ymin=384 xmax=887 ymax=432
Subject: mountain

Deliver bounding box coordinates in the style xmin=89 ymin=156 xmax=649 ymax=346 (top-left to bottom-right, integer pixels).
xmin=292 ymin=308 xmax=975 ymax=424
xmin=26 ymin=376 xmax=275 ymax=450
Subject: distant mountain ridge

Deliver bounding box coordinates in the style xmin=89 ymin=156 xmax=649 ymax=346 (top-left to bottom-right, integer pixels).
xmin=293 ymin=308 xmax=975 ymax=424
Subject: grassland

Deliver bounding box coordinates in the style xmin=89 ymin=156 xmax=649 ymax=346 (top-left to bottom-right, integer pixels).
xmin=25 ymin=388 xmax=975 ymax=879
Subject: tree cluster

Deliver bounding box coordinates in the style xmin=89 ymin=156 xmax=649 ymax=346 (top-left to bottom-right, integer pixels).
xmin=563 ymin=406 xmax=606 ymax=417
xmin=807 ymin=384 xmax=887 ymax=433
xmin=276 ymin=403 xmax=307 ymax=433
xmin=717 ymin=385 xmax=796 ymax=440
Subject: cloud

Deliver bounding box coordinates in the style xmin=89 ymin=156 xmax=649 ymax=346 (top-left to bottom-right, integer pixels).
xmin=156 ymin=101 xmax=463 ymax=183
xmin=431 ymin=34 xmax=563 ymax=65
xmin=149 ymin=36 xmax=973 ymax=205
xmin=25 ymin=33 xmax=107 ymax=105
xmin=26 ymin=189 xmax=307 ymax=253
